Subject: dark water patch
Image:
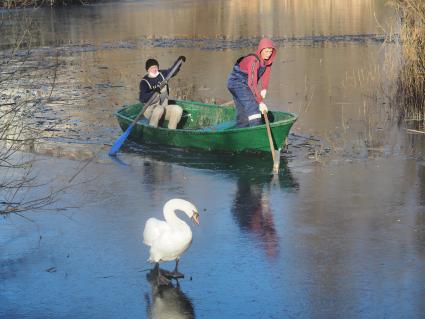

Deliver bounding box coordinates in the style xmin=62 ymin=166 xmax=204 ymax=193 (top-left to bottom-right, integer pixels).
xmin=0 ymin=34 xmax=390 ymax=57
xmin=145 ymin=34 xmax=389 ymax=50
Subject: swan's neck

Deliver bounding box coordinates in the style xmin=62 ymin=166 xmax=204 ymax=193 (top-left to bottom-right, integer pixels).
xmin=164 ymin=206 xmax=189 ymax=228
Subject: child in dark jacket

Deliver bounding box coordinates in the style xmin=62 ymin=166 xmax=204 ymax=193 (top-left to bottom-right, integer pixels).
xmin=227 ymin=38 xmax=276 ymax=128
xmin=139 ymin=58 xmax=183 ymax=129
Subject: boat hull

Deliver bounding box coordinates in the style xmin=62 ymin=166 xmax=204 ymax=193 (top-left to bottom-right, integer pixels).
xmin=115 ymin=100 xmax=297 ymax=154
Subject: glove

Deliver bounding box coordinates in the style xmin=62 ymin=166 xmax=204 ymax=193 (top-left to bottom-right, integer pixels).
xmin=260 ymin=89 xmax=267 ymax=99
xmin=153 ymin=85 xmax=166 ymax=94
xmin=178 ymin=55 xmax=187 ymax=62
xmin=259 ymin=102 xmax=268 ymax=113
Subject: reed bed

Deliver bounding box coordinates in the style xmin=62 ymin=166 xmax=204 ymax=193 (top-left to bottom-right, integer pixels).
xmin=391 ymin=0 xmax=425 ymax=120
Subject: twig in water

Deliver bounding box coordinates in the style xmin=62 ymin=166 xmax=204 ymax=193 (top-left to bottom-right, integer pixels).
xmin=405 ymin=128 xmax=425 ymax=135
xmin=68 ymin=156 xmax=96 ymax=183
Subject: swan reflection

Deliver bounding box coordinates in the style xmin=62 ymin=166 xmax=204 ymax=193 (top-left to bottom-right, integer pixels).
xmin=145 ymin=269 xmax=195 ymax=319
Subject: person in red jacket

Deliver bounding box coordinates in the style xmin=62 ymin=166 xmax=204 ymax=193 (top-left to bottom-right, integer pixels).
xmin=227 ymin=38 xmax=277 ymax=127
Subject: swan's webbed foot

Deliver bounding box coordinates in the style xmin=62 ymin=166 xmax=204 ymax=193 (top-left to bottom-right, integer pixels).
xmin=159 ymin=268 xmax=184 ymax=279
xmin=164 ymin=258 xmax=185 ymax=279
xmin=173 ymin=272 xmax=185 ymax=279
xmin=168 ymin=271 xmax=185 ymax=279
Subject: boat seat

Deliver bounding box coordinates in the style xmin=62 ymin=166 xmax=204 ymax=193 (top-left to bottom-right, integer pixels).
xmin=200 ymin=120 xmax=236 ymax=132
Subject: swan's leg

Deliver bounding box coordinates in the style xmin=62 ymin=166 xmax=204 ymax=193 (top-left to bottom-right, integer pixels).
xmin=154 ymin=263 xmax=170 ymax=286
xmin=174 ymin=259 xmax=180 ymax=272
xmin=169 ymin=258 xmax=184 ymax=279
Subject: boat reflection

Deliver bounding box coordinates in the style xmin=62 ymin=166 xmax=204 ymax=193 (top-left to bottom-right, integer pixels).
xmin=123 ymin=142 xmax=297 ymax=177
xmin=145 ymin=269 xmax=195 ymax=319
xmin=121 ymin=144 xmax=299 ymax=258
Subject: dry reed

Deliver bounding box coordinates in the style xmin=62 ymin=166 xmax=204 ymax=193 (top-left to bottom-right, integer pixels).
xmin=391 ymin=0 xmax=425 ymax=120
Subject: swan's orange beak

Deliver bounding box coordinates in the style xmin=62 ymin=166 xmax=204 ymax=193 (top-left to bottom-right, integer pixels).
xmin=191 ymin=211 xmax=200 ymax=225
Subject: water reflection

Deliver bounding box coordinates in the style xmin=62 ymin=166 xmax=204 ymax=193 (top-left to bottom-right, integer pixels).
xmin=231 ymin=161 xmax=298 ymax=259
xmin=142 ymin=160 xmax=178 ymax=203
xmin=125 ymin=142 xmax=297 ymax=176
xmin=124 ymin=144 xmax=299 ymax=259
xmin=1 ymin=0 xmax=391 ymax=48
xmin=145 ymin=269 xmax=195 ymax=319
xmin=419 ymin=162 xmax=425 ymax=207
xmin=416 ymin=163 xmax=425 ymax=253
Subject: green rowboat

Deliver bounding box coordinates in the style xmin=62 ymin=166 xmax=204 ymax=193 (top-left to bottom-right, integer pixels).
xmin=115 ymin=100 xmax=297 ymax=154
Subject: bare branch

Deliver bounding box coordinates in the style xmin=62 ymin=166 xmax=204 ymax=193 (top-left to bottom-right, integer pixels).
xmin=1 ymin=3 xmax=68 ymax=217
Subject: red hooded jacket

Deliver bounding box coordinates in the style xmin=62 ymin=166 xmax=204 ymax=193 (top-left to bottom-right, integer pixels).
xmin=238 ymin=38 xmax=277 ymax=103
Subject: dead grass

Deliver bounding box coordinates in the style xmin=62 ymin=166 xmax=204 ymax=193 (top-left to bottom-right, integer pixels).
xmin=390 ymin=0 xmax=425 ymax=120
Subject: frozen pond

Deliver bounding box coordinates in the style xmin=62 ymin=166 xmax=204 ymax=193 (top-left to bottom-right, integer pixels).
xmin=1 ymin=0 xmax=425 ymax=318
xmin=2 ymin=151 xmax=425 ymax=318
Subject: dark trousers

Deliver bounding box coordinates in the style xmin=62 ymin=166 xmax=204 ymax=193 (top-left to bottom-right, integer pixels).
xmin=227 ymin=66 xmax=263 ymax=128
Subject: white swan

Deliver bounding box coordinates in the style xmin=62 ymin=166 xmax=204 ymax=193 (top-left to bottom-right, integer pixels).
xmin=143 ymin=198 xmax=199 ymax=284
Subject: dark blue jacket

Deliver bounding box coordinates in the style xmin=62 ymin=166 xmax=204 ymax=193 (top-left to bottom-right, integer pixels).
xmin=139 ymin=69 xmax=172 ymax=103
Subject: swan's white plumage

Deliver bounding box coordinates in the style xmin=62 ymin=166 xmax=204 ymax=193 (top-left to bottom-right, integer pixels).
xmin=143 ymin=199 xmax=199 ymax=263
xmin=143 ymin=218 xmax=172 ymax=247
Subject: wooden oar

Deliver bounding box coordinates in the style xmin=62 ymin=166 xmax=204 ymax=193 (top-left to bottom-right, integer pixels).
xmin=108 ymin=57 xmax=185 ymax=156
xmin=262 ymin=110 xmax=280 ymax=174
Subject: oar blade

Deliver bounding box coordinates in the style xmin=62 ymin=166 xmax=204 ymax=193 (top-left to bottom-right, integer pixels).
xmin=262 ymin=110 xmax=281 ymax=174
xmin=108 ymin=124 xmax=134 ymax=156
xmin=272 ymin=149 xmax=281 ymax=174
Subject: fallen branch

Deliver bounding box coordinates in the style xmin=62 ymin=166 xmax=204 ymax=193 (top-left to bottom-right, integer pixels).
xmin=405 ymin=128 xmax=425 ymax=134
